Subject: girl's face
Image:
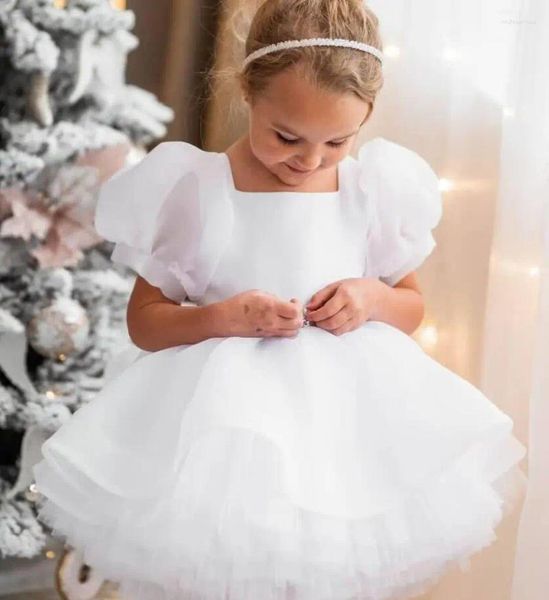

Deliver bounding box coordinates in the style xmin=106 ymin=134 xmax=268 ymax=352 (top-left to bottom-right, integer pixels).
xmin=244 ymin=64 xmax=371 ymax=188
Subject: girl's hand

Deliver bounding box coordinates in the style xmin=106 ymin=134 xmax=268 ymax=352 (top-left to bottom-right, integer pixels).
xmin=221 ymin=289 xmax=304 ymax=338
xmin=305 ymin=278 xmax=385 ymax=336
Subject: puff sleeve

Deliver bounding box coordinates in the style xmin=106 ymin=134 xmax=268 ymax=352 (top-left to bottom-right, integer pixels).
xmin=94 ymin=142 xmax=205 ymax=304
xmin=358 ymin=138 xmax=443 ymax=286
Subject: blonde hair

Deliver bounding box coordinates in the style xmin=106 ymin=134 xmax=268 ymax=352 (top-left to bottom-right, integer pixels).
xmin=221 ymin=0 xmax=384 ymax=113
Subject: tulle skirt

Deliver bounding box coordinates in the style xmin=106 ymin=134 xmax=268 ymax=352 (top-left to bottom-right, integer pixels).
xmin=32 ymin=320 xmax=527 ymax=600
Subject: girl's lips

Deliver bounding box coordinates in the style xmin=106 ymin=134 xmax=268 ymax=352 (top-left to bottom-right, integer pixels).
xmin=286 ymin=163 xmax=314 ymax=174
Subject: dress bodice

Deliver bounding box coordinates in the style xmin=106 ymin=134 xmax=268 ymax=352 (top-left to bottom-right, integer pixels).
xmin=202 ymin=155 xmax=368 ymax=305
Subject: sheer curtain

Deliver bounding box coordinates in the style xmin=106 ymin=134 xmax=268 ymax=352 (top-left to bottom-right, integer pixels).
xmin=206 ymin=0 xmax=547 ymax=597
xmin=361 ymin=1 xmax=547 ymax=598
xmin=497 ymin=1 xmax=549 ymax=598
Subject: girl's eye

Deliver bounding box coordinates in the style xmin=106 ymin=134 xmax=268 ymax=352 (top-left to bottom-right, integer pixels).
xmin=276 ymin=132 xmax=299 ymax=145
xmin=275 ymin=131 xmax=347 ymax=148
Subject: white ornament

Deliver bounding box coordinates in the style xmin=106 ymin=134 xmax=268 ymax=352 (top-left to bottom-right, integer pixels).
xmin=27 ymin=297 xmax=89 ymax=359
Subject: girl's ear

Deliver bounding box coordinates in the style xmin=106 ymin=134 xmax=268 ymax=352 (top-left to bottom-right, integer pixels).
xmin=240 ymin=81 xmax=251 ymax=106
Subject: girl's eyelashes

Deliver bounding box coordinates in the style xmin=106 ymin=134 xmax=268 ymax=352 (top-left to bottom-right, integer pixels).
xmin=327 ymin=139 xmax=347 ymax=147
xmin=275 ymin=131 xmax=347 ymax=148
xmin=276 ymin=132 xmax=299 ymax=145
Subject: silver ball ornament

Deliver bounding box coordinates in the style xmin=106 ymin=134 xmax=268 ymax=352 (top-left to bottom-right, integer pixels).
xmin=27 ymin=297 xmax=89 ymax=359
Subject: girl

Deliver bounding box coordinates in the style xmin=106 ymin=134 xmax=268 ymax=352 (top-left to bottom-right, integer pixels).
xmin=33 ymin=1 xmax=527 ymax=599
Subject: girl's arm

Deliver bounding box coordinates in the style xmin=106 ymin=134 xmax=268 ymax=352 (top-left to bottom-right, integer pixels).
xmin=370 ymin=272 xmax=425 ymax=335
xmin=126 ymin=276 xmax=304 ymax=351
xmin=126 ymin=276 xmax=230 ymax=351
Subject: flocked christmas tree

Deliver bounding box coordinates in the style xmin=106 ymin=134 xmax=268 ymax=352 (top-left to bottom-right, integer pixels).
xmin=0 ymin=0 xmax=174 ymax=567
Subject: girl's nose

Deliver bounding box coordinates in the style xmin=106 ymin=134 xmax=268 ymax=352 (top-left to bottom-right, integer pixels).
xmin=296 ymin=146 xmax=323 ymax=170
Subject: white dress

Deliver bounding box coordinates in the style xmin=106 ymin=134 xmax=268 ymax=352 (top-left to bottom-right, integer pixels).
xmin=32 ymin=137 xmax=527 ymax=600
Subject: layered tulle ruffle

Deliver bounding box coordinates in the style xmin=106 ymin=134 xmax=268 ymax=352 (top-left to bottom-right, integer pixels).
xmin=33 ymin=321 xmax=527 ymax=600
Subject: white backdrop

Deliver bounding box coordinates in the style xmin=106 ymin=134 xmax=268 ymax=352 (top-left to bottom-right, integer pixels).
xmin=360 ymin=1 xmax=548 ymax=598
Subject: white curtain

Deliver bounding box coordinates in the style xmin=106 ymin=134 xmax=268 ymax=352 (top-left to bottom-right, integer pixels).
xmin=207 ymin=0 xmax=548 ymax=597
xmin=360 ymin=0 xmax=548 ymax=598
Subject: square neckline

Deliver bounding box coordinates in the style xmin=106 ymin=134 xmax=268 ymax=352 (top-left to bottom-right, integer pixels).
xmin=220 ymin=151 xmax=348 ymax=198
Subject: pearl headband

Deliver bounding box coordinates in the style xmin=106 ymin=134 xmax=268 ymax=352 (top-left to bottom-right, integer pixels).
xmin=243 ymin=37 xmax=384 ymax=68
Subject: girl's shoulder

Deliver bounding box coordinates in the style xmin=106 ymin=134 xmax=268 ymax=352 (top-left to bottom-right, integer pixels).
xmin=350 ymin=137 xmax=443 ymax=286
xmin=95 ymin=140 xmax=226 ymax=233
xmin=347 ymin=136 xmax=441 ymax=203
xmin=350 ymin=136 xmax=442 ymax=229
xmin=132 ymin=140 xmax=220 ymax=173
xmin=94 ymin=140 xmax=233 ymax=303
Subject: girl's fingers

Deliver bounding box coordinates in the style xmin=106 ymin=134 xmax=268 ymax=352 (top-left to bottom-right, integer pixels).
xmin=277 ymin=314 xmax=304 ymax=330
xmin=331 ymin=317 xmax=355 ymax=336
xmin=309 ymin=302 xmax=347 ymax=326
xmin=277 ymin=298 xmax=303 ymax=319
xmin=306 ymin=283 xmax=338 ymax=310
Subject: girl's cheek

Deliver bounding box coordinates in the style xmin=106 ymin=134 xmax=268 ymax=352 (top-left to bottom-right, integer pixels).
xmin=258 ymin=141 xmax=292 ymax=164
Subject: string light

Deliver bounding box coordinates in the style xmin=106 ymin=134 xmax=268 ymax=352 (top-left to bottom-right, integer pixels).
xmin=438 ymin=178 xmax=455 ymax=192
xmin=45 ymin=550 xmax=57 ymax=560
xmin=416 ymin=323 xmax=439 ymax=352
xmin=45 ymin=390 xmax=56 ymax=399
xmin=495 ymin=257 xmax=542 ymax=277
xmin=25 ymin=484 xmax=40 ymax=502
